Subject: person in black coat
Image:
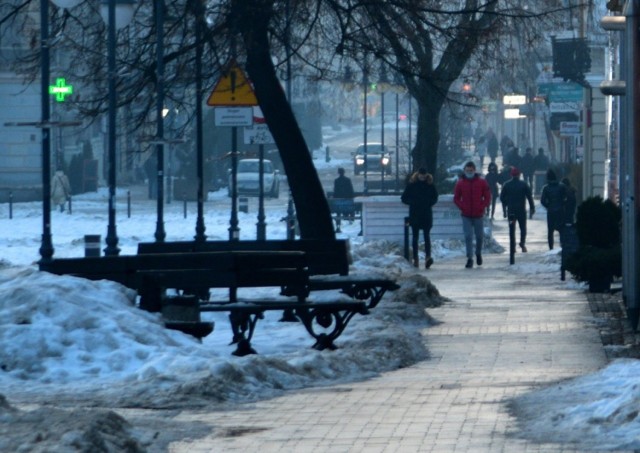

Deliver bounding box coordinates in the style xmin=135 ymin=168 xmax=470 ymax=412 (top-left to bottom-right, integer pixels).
xmin=561 ymin=177 xmax=577 ymax=225
xmin=484 ymin=162 xmax=501 ymax=220
xmin=333 ymin=167 xmax=355 ymax=221
xmin=500 ymin=167 xmax=535 ymax=252
xmin=401 ymin=168 xmax=439 ymax=268
xmin=520 ymin=147 xmax=535 ymax=189
xmin=540 ymin=170 xmax=568 ymax=249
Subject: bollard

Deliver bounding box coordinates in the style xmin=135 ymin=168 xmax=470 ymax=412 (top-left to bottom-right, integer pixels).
xmin=239 ymin=196 xmax=249 ymax=213
xmin=84 ymin=235 xmax=101 ymax=257
xmin=325 ymin=145 xmax=331 ymax=163
xmin=9 ymin=191 xmax=13 ymax=219
xmin=67 ymin=195 xmax=72 ymax=215
xmin=183 ymin=193 xmax=187 ymax=219
xmin=127 ymin=190 xmax=131 ymax=218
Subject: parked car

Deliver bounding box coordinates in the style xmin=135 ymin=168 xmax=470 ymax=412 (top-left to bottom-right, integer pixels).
xmin=353 ymin=143 xmax=391 ymax=175
xmin=228 ymin=159 xmax=280 ymax=198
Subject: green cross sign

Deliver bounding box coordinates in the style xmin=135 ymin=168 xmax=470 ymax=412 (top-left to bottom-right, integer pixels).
xmin=49 ymin=78 xmax=73 ymax=102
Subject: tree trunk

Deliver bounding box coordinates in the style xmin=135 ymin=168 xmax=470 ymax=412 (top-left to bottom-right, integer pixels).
xmin=233 ymin=1 xmax=335 ymax=239
xmin=412 ymin=86 xmax=445 ymax=174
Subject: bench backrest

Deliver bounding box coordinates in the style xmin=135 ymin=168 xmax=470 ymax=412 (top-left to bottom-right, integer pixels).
xmin=137 ymin=239 xmax=351 ymax=276
xmin=39 ymin=250 xmax=309 ymax=291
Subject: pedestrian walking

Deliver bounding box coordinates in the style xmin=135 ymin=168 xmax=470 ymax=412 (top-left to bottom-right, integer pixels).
xmin=533 ymin=148 xmax=550 ymax=173
xmin=401 ymin=168 xmax=439 ymax=269
xmin=500 ymin=134 xmax=514 ymax=157
xmin=504 ymin=146 xmax=522 ymax=169
xmin=561 ymin=177 xmax=577 ymax=225
xmin=475 ymin=136 xmax=487 ymax=171
xmin=484 ymin=162 xmax=501 ymax=220
xmin=500 ymin=167 xmax=535 ymax=253
xmin=50 ymin=168 xmax=71 ymax=213
xmin=485 ymin=128 xmax=499 ymax=164
xmin=520 ymin=147 xmax=535 ymax=188
xmin=454 ymin=161 xmax=491 ymax=268
xmin=540 ymin=169 xmax=568 ymax=250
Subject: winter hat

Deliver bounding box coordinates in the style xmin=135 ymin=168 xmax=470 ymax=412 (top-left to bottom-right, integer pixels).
xmin=511 ymin=167 xmax=521 ymax=177
xmin=418 ymin=167 xmax=428 ymax=175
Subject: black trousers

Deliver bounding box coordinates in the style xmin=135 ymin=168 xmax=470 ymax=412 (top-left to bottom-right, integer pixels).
xmin=411 ymin=224 xmax=432 ymax=262
xmin=508 ymin=210 xmax=527 ymax=245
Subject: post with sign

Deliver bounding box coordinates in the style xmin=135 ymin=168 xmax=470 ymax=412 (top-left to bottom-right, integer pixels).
xmin=207 ymin=60 xmax=258 ymax=241
xmin=244 ymin=122 xmax=275 ymax=240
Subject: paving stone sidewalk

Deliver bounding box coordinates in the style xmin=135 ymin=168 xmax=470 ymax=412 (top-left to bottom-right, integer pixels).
xmin=167 ymin=215 xmax=633 ymax=453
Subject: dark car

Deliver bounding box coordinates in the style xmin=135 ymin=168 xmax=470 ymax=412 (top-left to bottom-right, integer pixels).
xmin=353 ymin=143 xmax=391 ymax=175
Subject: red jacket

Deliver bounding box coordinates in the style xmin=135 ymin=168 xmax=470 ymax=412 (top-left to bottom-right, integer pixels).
xmin=454 ymin=174 xmax=491 ymax=218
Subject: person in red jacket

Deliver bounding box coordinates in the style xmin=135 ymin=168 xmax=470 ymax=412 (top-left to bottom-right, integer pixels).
xmin=454 ymin=161 xmax=491 ymax=268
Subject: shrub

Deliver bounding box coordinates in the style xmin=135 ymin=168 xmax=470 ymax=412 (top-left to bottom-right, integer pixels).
xmin=565 ymin=196 xmax=622 ymax=284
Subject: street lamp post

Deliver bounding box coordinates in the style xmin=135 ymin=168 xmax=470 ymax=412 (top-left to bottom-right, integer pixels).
xmin=377 ymin=64 xmax=391 ymax=193
xmin=392 ymin=72 xmax=406 ymax=190
xmin=38 ymin=0 xmax=54 ymax=263
xmin=36 ymin=0 xmax=83 ymax=263
xmin=363 ymin=64 xmax=369 ymax=195
xmin=194 ymin=0 xmax=206 ymax=242
xmin=100 ymin=0 xmax=135 ymax=255
xmin=154 ymin=0 xmax=166 ymax=242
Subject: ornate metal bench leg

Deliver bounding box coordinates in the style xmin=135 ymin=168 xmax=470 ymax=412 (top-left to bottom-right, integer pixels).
xmin=296 ymin=307 xmax=360 ymax=351
xmin=228 ymin=310 xmax=262 ymax=356
xmin=279 ymin=308 xmax=298 ymax=322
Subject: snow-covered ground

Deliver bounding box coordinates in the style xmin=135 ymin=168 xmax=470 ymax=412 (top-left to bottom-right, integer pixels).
xmin=0 ymin=154 xmax=639 ymax=450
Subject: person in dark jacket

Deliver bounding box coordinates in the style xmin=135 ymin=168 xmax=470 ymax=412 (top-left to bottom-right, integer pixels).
xmin=402 ymin=168 xmax=439 ymax=268
xmin=454 ymin=161 xmax=491 ymax=268
xmin=500 ymin=167 xmax=535 ymax=252
xmin=561 ymin=177 xmax=577 ymax=225
xmin=486 ymin=128 xmax=499 ymax=164
xmin=540 ymin=170 xmax=568 ymax=249
xmin=333 ymin=167 xmax=356 ymax=221
xmin=504 ymin=147 xmax=522 ymax=169
xmin=533 ymin=148 xmax=550 ymax=172
xmin=484 ymin=162 xmax=501 ymax=220
xmin=520 ymin=147 xmax=535 ymax=188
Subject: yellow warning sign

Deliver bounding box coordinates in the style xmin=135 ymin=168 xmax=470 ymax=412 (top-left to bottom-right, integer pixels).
xmin=207 ymin=60 xmax=258 ymax=106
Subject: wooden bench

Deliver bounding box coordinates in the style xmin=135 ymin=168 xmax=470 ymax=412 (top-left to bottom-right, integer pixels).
xmin=137 ymin=239 xmax=352 ymax=276
xmin=137 ymin=239 xmax=399 ymax=310
xmin=39 ymin=250 xmax=369 ymax=355
xmin=326 ymin=194 xmax=363 ymax=234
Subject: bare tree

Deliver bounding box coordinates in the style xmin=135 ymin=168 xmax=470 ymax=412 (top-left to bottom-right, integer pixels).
xmin=1 ymin=0 xmax=574 ymax=238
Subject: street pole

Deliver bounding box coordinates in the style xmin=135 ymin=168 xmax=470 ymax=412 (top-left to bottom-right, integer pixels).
xmin=194 ymin=0 xmax=206 ymax=242
xmin=154 ymin=0 xmax=166 ymax=242
xmin=229 ymin=129 xmax=239 ymax=240
xmin=395 ymin=92 xmax=400 ymax=190
xmin=625 ymin=0 xmax=640 ymax=328
xmin=380 ymin=90 xmax=385 ymax=192
xmin=257 ymin=144 xmax=266 ymax=240
xmin=104 ymin=0 xmax=120 ymax=255
xmin=363 ymin=65 xmax=368 ymax=194
xmin=39 ymin=0 xmax=54 ymax=263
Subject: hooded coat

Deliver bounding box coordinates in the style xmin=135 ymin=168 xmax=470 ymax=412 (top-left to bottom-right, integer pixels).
xmin=401 ymin=179 xmax=438 ymax=229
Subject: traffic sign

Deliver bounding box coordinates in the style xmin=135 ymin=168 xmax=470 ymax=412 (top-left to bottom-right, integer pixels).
xmin=550 ymin=101 xmax=580 ymax=113
xmin=214 ymin=107 xmax=253 ymax=126
xmin=207 ymin=60 xmax=258 ymax=106
xmin=560 ymin=121 xmax=581 ymax=136
xmin=244 ymin=124 xmax=275 ymax=144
